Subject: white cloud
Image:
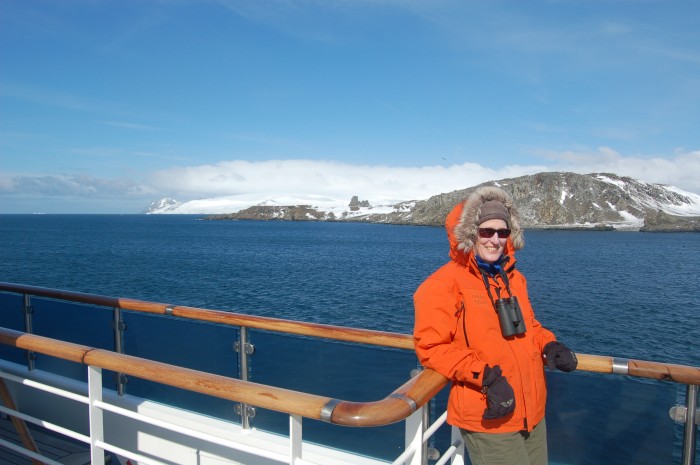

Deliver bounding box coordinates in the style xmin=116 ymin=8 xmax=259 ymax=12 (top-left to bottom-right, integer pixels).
xmin=148 ymin=149 xmax=700 ymax=204
xmin=149 ymin=159 xmax=548 ymax=204
xmin=3 ymin=150 xmax=699 ymax=214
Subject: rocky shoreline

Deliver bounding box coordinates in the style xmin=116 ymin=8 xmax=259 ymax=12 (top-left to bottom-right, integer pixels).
xmin=206 ymin=206 xmax=699 ymax=232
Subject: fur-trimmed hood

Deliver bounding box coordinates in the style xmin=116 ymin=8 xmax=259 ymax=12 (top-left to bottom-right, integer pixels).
xmin=445 ymin=186 xmax=524 ymax=265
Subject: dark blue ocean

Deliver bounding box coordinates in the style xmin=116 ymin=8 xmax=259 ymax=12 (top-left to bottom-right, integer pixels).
xmin=0 ymin=214 xmax=698 ymax=464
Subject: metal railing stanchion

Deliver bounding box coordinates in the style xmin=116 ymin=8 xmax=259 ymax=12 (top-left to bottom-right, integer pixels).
xmin=234 ymin=326 xmax=256 ymax=429
xmin=112 ymin=307 xmax=127 ymax=396
xmin=22 ymin=294 xmax=35 ymax=370
xmin=681 ymin=384 xmax=697 ymax=465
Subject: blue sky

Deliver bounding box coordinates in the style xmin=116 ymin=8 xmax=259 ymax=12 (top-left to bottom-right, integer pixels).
xmin=1 ymin=0 xmax=699 ymax=213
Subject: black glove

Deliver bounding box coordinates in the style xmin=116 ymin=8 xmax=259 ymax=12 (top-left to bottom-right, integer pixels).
xmin=481 ymin=365 xmax=515 ymax=419
xmin=544 ymin=341 xmax=578 ymax=372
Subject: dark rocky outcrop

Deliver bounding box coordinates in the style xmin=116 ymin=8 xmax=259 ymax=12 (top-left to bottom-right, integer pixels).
xmin=640 ymin=210 xmax=700 ymax=232
xmin=210 ymin=205 xmax=336 ymax=221
xmin=348 ymin=196 xmax=371 ymax=211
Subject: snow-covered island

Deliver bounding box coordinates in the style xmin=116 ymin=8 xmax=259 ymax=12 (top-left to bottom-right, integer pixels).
xmin=144 ymin=172 xmax=700 ymax=232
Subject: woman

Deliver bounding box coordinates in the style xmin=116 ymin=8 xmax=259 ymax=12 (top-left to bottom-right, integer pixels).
xmin=413 ymin=185 xmax=577 ymax=465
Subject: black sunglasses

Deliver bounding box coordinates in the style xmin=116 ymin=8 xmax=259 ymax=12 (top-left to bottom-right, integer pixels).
xmin=478 ymin=228 xmax=512 ymax=239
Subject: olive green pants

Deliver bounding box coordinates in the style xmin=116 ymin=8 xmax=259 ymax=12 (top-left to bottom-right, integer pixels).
xmin=460 ymin=419 xmax=548 ymax=465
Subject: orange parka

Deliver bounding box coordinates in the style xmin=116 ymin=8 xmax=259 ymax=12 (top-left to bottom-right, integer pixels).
xmin=413 ymin=188 xmax=557 ymax=433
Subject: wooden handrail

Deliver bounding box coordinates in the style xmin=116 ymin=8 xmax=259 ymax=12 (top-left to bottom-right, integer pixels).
xmin=0 ymin=328 xmax=334 ymax=420
xmin=0 ymin=282 xmax=413 ymax=350
xmin=1 ymin=325 xmax=699 ymax=430
xmin=1 ymin=282 xmax=699 ymax=429
xmin=329 ymin=368 xmax=449 ymax=426
xmin=576 ymin=353 xmax=700 ymax=385
xmin=0 ymin=327 xmax=432 ymax=426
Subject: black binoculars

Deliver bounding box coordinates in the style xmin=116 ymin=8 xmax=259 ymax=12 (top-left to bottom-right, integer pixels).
xmin=496 ymin=296 xmax=526 ymax=337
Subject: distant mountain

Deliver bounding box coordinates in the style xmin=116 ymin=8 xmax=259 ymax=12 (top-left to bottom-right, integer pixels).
xmin=144 ymin=172 xmax=700 ymax=231
xmin=143 ymin=197 xmax=181 ymax=213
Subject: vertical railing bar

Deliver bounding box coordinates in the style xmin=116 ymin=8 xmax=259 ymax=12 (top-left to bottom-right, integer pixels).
xmin=112 ymin=307 xmax=127 ymax=396
xmin=681 ymin=384 xmax=697 ymax=465
xmin=290 ymin=414 xmax=302 ymax=465
xmin=88 ymin=365 xmax=106 ymax=465
xmin=239 ymin=327 xmax=250 ymax=379
xmin=421 ymin=404 xmax=429 ymax=465
xmin=398 ymin=408 xmax=424 ymax=465
xmin=239 ymin=326 xmax=249 ymax=429
xmin=22 ymin=294 xmax=35 ymax=370
xmin=237 ymin=326 xmax=254 ymax=429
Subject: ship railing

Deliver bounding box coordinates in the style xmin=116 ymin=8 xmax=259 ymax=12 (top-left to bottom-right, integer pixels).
xmin=0 ymin=282 xmax=698 ymax=465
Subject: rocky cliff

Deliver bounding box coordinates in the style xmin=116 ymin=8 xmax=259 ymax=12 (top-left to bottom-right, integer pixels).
xmin=334 ymin=172 xmax=699 ymax=230
xmin=639 ymin=210 xmax=700 ymax=232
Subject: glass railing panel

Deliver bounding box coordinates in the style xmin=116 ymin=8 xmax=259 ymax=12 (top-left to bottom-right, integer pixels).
xmin=428 ymin=371 xmax=691 ymax=465
xmin=0 ymin=294 xmax=243 ymax=421
xmin=248 ymin=329 xmax=418 ymax=461
xmin=0 ymin=292 xmax=30 ymax=364
xmin=546 ymin=371 xmax=692 ymax=465
xmin=0 ymin=294 xmax=113 ymax=381
xmin=117 ymin=311 xmax=242 ymax=421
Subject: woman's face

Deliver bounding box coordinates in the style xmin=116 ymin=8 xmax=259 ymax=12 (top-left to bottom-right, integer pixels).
xmin=474 ymin=218 xmax=509 ymax=264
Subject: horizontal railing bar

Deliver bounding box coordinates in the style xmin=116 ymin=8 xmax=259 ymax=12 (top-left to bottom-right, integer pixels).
xmin=390 ymin=445 xmax=414 ymax=465
xmin=394 ymin=409 xmax=447 ymax=465
xmin=98 ymin=437 xmax=286 ymax=465
xmin=424 ymin=410 xmax=448 ymax=442
xmin=95 ymin=399 xmax=288 ymax=463
xmin=0 ymin=370 xmax=89 ymax=404
xmin=0 ymin=437 xmax=65 ymax=465
xmin=97 ymin=440 xmax=170 ymax=465
xmin=0 ymin=282 xmax=413 ymax=350
xmin=433 ymin=443 xmax=460 ymax=465
xmin=0 ymin=403 xmax=91 ymax=445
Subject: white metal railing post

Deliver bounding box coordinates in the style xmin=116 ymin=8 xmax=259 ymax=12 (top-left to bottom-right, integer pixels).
xmin=290 ymin=414 xmax=302 ymax=464
xmin=405 ymin=407 xmax=424 ymax=465
xmin=88 ymin=365 xmax=106 ymax=465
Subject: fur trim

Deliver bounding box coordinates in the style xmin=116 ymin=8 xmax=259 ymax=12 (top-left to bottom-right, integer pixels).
xmin=454 ymin=186 xmax=524 ymax=253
